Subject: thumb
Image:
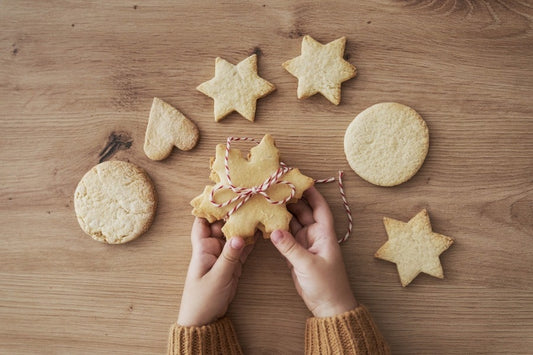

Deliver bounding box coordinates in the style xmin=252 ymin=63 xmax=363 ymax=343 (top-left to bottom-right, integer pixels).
xmin=271 ymin=230 xmax=310 ymax=270
xmin=212 ymin=236 xmax=245 ymax=280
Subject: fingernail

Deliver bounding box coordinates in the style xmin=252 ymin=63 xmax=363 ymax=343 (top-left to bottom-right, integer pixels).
xmin=230 ymin=237 xmax=244 ymax=250
xmin=271 ymin=230 xmax=283 ymax=244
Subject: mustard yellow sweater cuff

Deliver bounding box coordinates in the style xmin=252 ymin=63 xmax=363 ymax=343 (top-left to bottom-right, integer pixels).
xmin=305 ymin=305 xmax=390 ymax=354
xmin=167 ymin=317 xmax=243 ymax=355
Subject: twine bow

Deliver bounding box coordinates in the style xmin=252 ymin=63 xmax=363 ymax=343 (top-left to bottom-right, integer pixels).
xmin=209 ymin=162 xmax=296 ymax=217
xmin=209 ymin=137 xmax=353 ymax=244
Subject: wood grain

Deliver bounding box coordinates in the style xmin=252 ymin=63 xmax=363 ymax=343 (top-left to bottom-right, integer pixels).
xmin=1 ymin=0 xmax=532 ymax=353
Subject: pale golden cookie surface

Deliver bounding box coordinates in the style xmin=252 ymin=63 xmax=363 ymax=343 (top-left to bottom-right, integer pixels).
xmin=282 ymin=35 xmax=356 ymax=105
xmin=191 ymin=135 xmax=314 ymax=244
xmin=144 ymin=97 xmax=199 ymax=161
xmin=74 ymin=161 xmax=157 ymax=244
xmin=344 ymin=102 xmax=429 ymax=187
xmin=197 ymin=54 xmax=275 ymax=122
xmin=375 ymin=209 xmax=454 ymax=287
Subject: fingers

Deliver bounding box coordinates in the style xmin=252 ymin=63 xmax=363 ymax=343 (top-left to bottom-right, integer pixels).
xmin=288 ymin=199 xmax=315 ymax=226
xmin=271 ymin=229 xmax=311 ymax=270
xmin=240 ymin=238 xmax=256 ymax=265
xmin=191 ymin=218 xmax=224 ymax=240
xmin=210 ymin=220 xmax=224 ymax=239
xmin=293 ymin=226 xmax=309 ymax=249
xmin=289 ymin=216 xmax=302 ymax=235
xmin=303 ymin=186 xmax=334 ymax=226
xmin=191 ymin=217 xmax=212 ymax=245
xmin=211 ymin=236 xmax=246 ymax=280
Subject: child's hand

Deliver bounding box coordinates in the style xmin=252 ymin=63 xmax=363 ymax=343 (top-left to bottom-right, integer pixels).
xmin=177 ymin=217 xmax=255 ymax=326
xmin=271 ymin=186 xmax=357 ymax=318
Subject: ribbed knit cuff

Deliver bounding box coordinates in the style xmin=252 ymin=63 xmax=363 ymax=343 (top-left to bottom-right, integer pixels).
xmin=305 ymin=305 xmax=390 ymax=355
xmin=168 ymin=317 xmax=243 ymax=355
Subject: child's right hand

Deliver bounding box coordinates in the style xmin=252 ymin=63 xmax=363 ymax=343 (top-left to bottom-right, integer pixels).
xmin=271 ymin=186 xmax=357 ymax=318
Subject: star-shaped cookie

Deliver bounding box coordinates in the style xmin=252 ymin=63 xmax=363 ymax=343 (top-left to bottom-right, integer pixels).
xmin=191 ymin=134 xmax=314 ymax=244
xmin=282 ymin=35 xmax=356 ymax=105
xmin=375 ymin=209 xmax=454 ymax=287
xmin=197 ymin=54 xmax=276 ymax=122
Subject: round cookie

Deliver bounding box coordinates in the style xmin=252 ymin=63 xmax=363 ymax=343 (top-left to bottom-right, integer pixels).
xmin=74 ymin=160 xmax=157 ymax=244
xmin=344 ymin=102 xmax=429 ymax=187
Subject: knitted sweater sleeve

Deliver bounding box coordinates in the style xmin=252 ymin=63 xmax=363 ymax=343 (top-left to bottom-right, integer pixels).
xmin=167 ymin=317 xmax=243 ymax=355
xmin=305 ymin=305 xmax=390 ymax=354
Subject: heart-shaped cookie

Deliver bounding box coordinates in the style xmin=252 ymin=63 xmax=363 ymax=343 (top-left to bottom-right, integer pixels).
xmin=144 ymin=97 xmax=200 ymax=160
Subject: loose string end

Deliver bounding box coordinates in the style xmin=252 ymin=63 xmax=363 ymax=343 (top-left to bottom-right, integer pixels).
xmin=315 ymin=170 xmax=353 ymax=244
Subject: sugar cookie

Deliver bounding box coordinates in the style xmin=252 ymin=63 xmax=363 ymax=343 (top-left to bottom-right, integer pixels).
xmin=144 ymin=97 xmax=199 ymax=161
xmin=282 ymin=35 xmax=356 ymax=105
xmin=74 ymin=161 xmax=157 ymax=244
xmin=197 ymin=54 xmax=275 ymax=122
xmin=375 ymin=209 xmax=454 ymax=287
xmin=191 ymin=135 xmax=314 ymax=244
xmin=344 ymin=102 xmax=429 ymax=186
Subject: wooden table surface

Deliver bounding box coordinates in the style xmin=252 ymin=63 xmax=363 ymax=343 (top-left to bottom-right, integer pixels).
xmin=1 ymin=1 xmax=532 ymax=354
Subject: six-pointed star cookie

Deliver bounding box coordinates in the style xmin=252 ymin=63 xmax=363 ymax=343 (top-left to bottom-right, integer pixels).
xmin=375 ymin=209 xmax=454 ymax=287
xmin=282 ymin=35 xmax=356 ymax=105
xmin=197 ymin=54 xmax=276 ymax=122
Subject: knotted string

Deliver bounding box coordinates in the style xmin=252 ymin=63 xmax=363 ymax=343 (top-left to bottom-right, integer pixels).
xmin=209 ymin=137 xmax=353 ymax=244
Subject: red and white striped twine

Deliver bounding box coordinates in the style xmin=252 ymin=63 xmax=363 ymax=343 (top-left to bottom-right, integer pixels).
xmin=315 ymin=171 xmax=353 ymax=244
xmin=210 ymin=137 xmax=296 ymax=217
xmin=209 ymin=137 xmax=353 ymax=244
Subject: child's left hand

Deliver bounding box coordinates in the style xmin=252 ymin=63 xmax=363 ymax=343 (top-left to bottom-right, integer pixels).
xmin=177 ymin=217 xmax=255 ymax=327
